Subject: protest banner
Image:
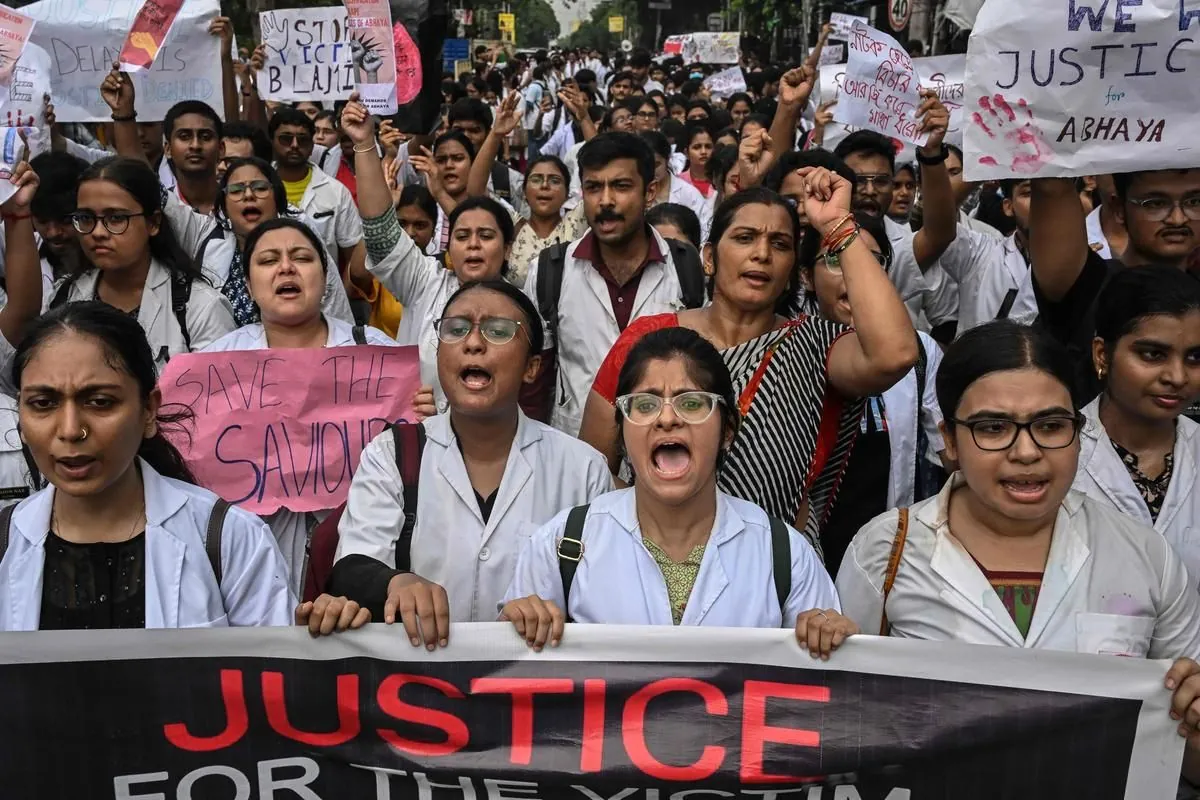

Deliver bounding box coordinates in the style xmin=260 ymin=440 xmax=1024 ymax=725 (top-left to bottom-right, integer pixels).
xmin=0 ymin=7 xmax=35 ymax=89
xmin=157 ymin=346 xmax=420 ymax=515
xmin=21 ymin=0 xmax=222 ymax=122
xmin=392 ymin=18 xmax=421 ymax=106
xmin=963 ymin=0 xmax=1200 ymax=180
xmin=0 ymin=625 xmax=1183 ymax=798
xmin=1 ymin=42 xmax=49 ymax=132
xmin=258 ymin=7 xmax=355 ymax=103
xmin=682 ymin=32 xmax=741 ymax=64
xmin=343 ymin=0 xmax=398 ymax=115
xmin=0 ymin=128 xmax=25 ymax=206
xmin=830 ymin=12 xmax=870 ymax=40
xmin=118 ymin=0 xmax=186 ymax=73
xmin=819 ymin=42 xmax=845 ymax=66
xmin=836 ymin=21 xmax=929 ymax=147
xmin=703 ymin=65 xmax=746 ymax=100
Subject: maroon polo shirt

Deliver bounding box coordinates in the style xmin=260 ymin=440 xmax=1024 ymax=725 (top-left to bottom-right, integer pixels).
xmin=571 ymin=228 xmax=665 ymax=331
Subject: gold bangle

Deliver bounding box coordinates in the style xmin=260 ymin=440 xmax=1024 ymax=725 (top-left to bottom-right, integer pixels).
xmin=353 ymin=142 xmax=377 ymax=153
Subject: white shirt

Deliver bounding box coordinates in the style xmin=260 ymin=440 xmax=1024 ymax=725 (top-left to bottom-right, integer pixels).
xmin=336 ymin=413 xmax=613 ymax=622
xmin=883 ymin=217 xmax=957 ymax=331
xmin=664 ymin=175 xmax=713 ymax=243
xmin=0 ymin=459 xmax=296 ymax=630
xmin=836 ymin=474 xmax=1200 ymax=658
xmin=503 ymin=489 xmax=840 ymax=627
xmin=50 ymin=259 xmax=237 ymax=371
xmin=937 ymin=229 xmax=1038 ymax=334
xmin=367 ymin=226 xmax=460 ymax=411
xmin=881 ymin=332 xmax=946 ymax=508
xmin=292 ymin=166 xmax=365 ymax=258
xmin=1074 ymin=398 xmax=1200 ymax=592
xmin=522 ymin=228 xmax=691 ymax=436
xmin=1086 ymin=206 xmax=1114 ymax=260
xmin=0 ymin=394 xmax=36 ymax=507
xmin=200 ymin=317 xmax=398 ymax=596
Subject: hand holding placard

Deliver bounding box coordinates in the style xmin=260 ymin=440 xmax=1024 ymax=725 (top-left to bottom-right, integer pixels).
xmin=835 ymin=21 xmax=929 ymax=146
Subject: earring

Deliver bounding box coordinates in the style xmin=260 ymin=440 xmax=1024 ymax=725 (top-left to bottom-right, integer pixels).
xmin=1097 ymin=366 xmax=1107 ymax=381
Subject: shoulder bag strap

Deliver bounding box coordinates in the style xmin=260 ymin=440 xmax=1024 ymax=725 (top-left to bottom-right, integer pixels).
xmin=557 ymin=504 xmax=589 ymax=624
xmin=393 ymin=422 xmax=427 ymax=572
xmin=0 ymin=502 xmax=15 ymax=563
xmin=768 ymin=517 xmax=791 ymax=615
xmin=206 ymin=498 xmax=231 ymax=586
xmin=879 ymin=508 xmax=910 ymax=636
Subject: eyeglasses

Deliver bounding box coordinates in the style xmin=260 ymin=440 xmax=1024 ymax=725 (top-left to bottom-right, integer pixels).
xmin=615 ymin=391 xmax=724 ymax=426
xmin=226 ymin=179 xmax=273 ymax=200
xmin=949 ymin=414 xmax=1083 ymax=451
xmin=635 ymin=111 xmax=659 ymax=119
xmin=69 ymin=211 xmax=145 ymax=235
xmin=818 ymin=249 xmax=890 ymax=274
xmin=434 ymin=316 xmax=527 ymax=345
xmin=853 ymin=174 xmax=894 ymax=191
xmin=276 ymin=133 xmax=313 ymax=147
xmin=1126 ymin=195 xmax=1200 ymax=222
xmin=527 ymin=174 xmax=565 ymax=188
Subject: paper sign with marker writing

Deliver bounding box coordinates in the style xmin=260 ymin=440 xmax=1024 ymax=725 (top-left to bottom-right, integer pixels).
xmin=392 ymin=19 xmax=421 ymax=106
xmin=703 ymin=66 xmax=745 ymax=100
xmin=835 ymin=21 xmax=928 ymax=146
xmin=21 ymin=0 xmax=222 ymax=123
xmin=964 ymin=0 xmax=1200 ymax=180
xmin=681 ymin=32 xmax=740 ymax=65
xmin=0 ymin=41 xmax=49 ymax=133
xmin=830 ymin=12 xmax=870 ymax=40
xmin=258 ymin=7 xmax=355 ymax=103
xmin=158 ymin=346 xmax=420 ymax=515
xmin=819 ymin=43 xmax=845 ymax=66
xmin=343 ymin=0 xmax=397 ymax=115
xmin=0 ymin=8 xmax=35 ymax=89
xmin=118 ymin=0 xmax=186 ymax=73
xmin=0 ymin=127 xmax=25 ymax=206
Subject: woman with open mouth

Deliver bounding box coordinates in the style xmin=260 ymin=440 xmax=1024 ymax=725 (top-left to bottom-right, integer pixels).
xmin=0 ymin=302 xmax=293 ymax=630
xmin=1071 ymin=266 xmax=1200 ymax=588
xmin=797 ymin=210 xmax=951 ymax=576
xmin=580 ymin=178 xmax=917 ymax=559
xmin=501 ymin=327 xmax=855 ymax=658
xmin=161 ymin=156 xmax=354 ymax=329
xmin=340 ymin=95 xmax=519 ymax=414
xmin=199 ymin=218 xmax=404 ymax=598
xmin=835 ymin=321 xmax=1200 ymax=784
xmin=321 ymin=280 xmax=611 ymax=648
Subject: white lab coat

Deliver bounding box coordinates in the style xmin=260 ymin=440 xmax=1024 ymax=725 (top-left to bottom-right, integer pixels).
xmin=162 ymin=193 xmax=355 ymax=325
xmin=0 ymin=459 xmax=296 ymax=630
xmin=836 ymin=474 xmax=1200 ymax=658
xmin=335 ymin=412 xmax=613 ymax=622
xmin=938 ymin=228 xmax=1037 ymax=334
xmin=504 ymin=489 xmax=839 ymax=627
xmin=49 ymin=259 xmax=237 ymax=370
xmin=367 ymin=225 xmax=459 ymax=412
xmin=0 ymin=394 xmax=36 ymax=507
xmin=665 ymin=175 xmax=713 ymax=243
xmin=881 ymin=331 xmax=946 ymax=508
xmin=1073 ymin=398 xmax=1200 ymax=592
xmin=523 ymin=228 xmax=690 ymax=437
xmin=294 ymin=166 xmax=364 ymax=259
xmin=883 ymin=217 xmax=958 ymax=331
xmin=201 ymin=317 xmax=399 ymax=596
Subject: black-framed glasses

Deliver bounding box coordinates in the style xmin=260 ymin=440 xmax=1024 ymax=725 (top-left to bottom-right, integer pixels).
xmin=853 ymin=174 xmax=894 ymax=191
xmin=616 ymin=391 xmax=724 ymax=426
xmin=276 ymin=132 xmax=313 ymax=147
xmin=949 ymin=414 xmax=1084 ymax=451
xmin=69 ymin=211 xmax=145 ymax=235
xmin=226 ymin=179 xmax=273 ymax=200
xmin=434 ymin=316 xmax=526 ymax=345
xmin=1127 ymin=195 xmax=1200 ymax=222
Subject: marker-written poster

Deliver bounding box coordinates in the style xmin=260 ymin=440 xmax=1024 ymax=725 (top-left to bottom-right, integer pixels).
xmin=835 ymin=21 xmax=929 ymax=146
xmin=258 ymin=7 xmax=355 ymax=103
xmin=963 ymin=0 xmax=1200 ymax=180
xmin=0 ymin=7 xmax=34 ymax=89
xmin=343 ymin=0 xmax=398 ymax=114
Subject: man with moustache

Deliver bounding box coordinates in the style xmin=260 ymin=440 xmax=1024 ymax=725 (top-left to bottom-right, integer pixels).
xmin=1031 ymin=168 xmax=1200 ymax=403
xmin=521 ymin=132 xmax=704 ymax=435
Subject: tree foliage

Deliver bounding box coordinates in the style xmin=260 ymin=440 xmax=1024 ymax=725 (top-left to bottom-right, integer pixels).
xmin=511 ymin=0 xmax=560 ymax=48
xmin=562 ymin=0 xmax=640 ymax=52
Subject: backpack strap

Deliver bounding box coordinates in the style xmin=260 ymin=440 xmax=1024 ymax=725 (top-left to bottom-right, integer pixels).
xmin=0 ymin=502 xmax=15 ymax=563
xmin=49 ymin=275 xmax=78 ymax=309
xmin=665 ymin=239 xmax=707 ymax=308
xmin=557 ymin=504 xmax=588 ymax=624
xmin=879 ymin=508 xmax=910 ymax=636
xmin=170 ymin=271 xmax=194 ymax=352
xmin=490 ymin=161 xmax=511 ymax=200
xmin=392 ymin=422 xmax=427 ymax=572
xmin=351 ymin=325 xmax=367 ymax=345
xmin=205 ymin=498 xmax=231 ymax=586
xmin=914 ymin=335 xmax=929 ymax=483
xmin=535 ymin=241 xmax=571 ymax=341
xmin=20 ymin=444 xmax=43 ymax=492
xmin=768 ymin=517 xmax=791 ymax=615
xmin=995 ymin=288 xmax=1019 ymax=320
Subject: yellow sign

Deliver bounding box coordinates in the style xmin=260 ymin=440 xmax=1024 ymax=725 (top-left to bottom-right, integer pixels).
xmin=571 ymin=20 xmax=582 ymax=32
xmin=498 ymin=12 xmax=515 ymax=32
xmin=501 ymin=29 xmax=515 ymax=43
xmin=608 ymin=16 xmax=624 ymax=33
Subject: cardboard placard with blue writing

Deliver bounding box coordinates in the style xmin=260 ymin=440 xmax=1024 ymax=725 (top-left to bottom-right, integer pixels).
xmin=964 ymin=0 xmax=1200 ymax=180
xmin=258 ymin=7 xmax=355 ymax=103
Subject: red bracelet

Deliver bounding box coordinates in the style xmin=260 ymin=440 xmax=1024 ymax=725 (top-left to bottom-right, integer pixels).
xmin=1 ymin=212 xmax=30 ymax=222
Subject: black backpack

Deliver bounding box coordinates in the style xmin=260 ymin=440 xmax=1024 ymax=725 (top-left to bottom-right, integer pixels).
xmin=51 ymin=270 xmax=195 ymax=352
xmin=555 ymin=504 xmax=792 ymax=623
xmin=534 ymin=239 xmax=707 ymax=339
xmin=490 ymin=162 xmax=512 ymax=202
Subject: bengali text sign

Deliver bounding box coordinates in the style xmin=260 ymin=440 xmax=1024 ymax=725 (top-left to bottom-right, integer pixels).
xmin=836 ymin=21 xmax=928 ymax=146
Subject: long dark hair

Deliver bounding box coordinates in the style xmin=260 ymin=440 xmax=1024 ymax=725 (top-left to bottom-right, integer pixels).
xmin=708 ymin=188 xmax=803 ymax=315
xmin=77 ymin=157 xmax=206 ymax=285
xmin=13 ymin=302 xmax=197 ymax=485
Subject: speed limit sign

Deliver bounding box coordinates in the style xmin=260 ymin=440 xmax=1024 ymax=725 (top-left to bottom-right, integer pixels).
xmin=888 ymin=0 xmax=911 ymax=30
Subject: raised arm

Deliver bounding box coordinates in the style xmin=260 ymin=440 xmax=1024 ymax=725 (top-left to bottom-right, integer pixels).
xmin=467 ymin=91 xmax=522 ymax=199
xmin=0 ymin=161 xmax=43 ymax=346
xmin=99 ymin=63 xmax=146 ymax=164
xmin=910 ymin=91 xmax=957 ymax=270
xmin=1029 ymin=177 xmax=1090 ymax=301
xmin=209 ymin=17 xmax=240 ymax=123
xmin=769 ymin=65 xmax=816 ymax=161
xmin=795 ymin=167 xmax=918 ymax=396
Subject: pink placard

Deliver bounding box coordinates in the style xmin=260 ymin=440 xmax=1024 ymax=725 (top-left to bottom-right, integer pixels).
xmin=0 ymin=8 xmax=35 ymax=88
xmin=392 ymin=20 xmax=421 ymax=106
xmin=343 ymin=0 xmax=399 ymax=115
xmin=158 ymin=346 xmax=420 ymax=515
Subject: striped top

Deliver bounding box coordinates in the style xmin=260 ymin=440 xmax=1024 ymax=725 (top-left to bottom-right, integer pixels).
xmin=592 ymin=313 xmax=863 ymax=557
